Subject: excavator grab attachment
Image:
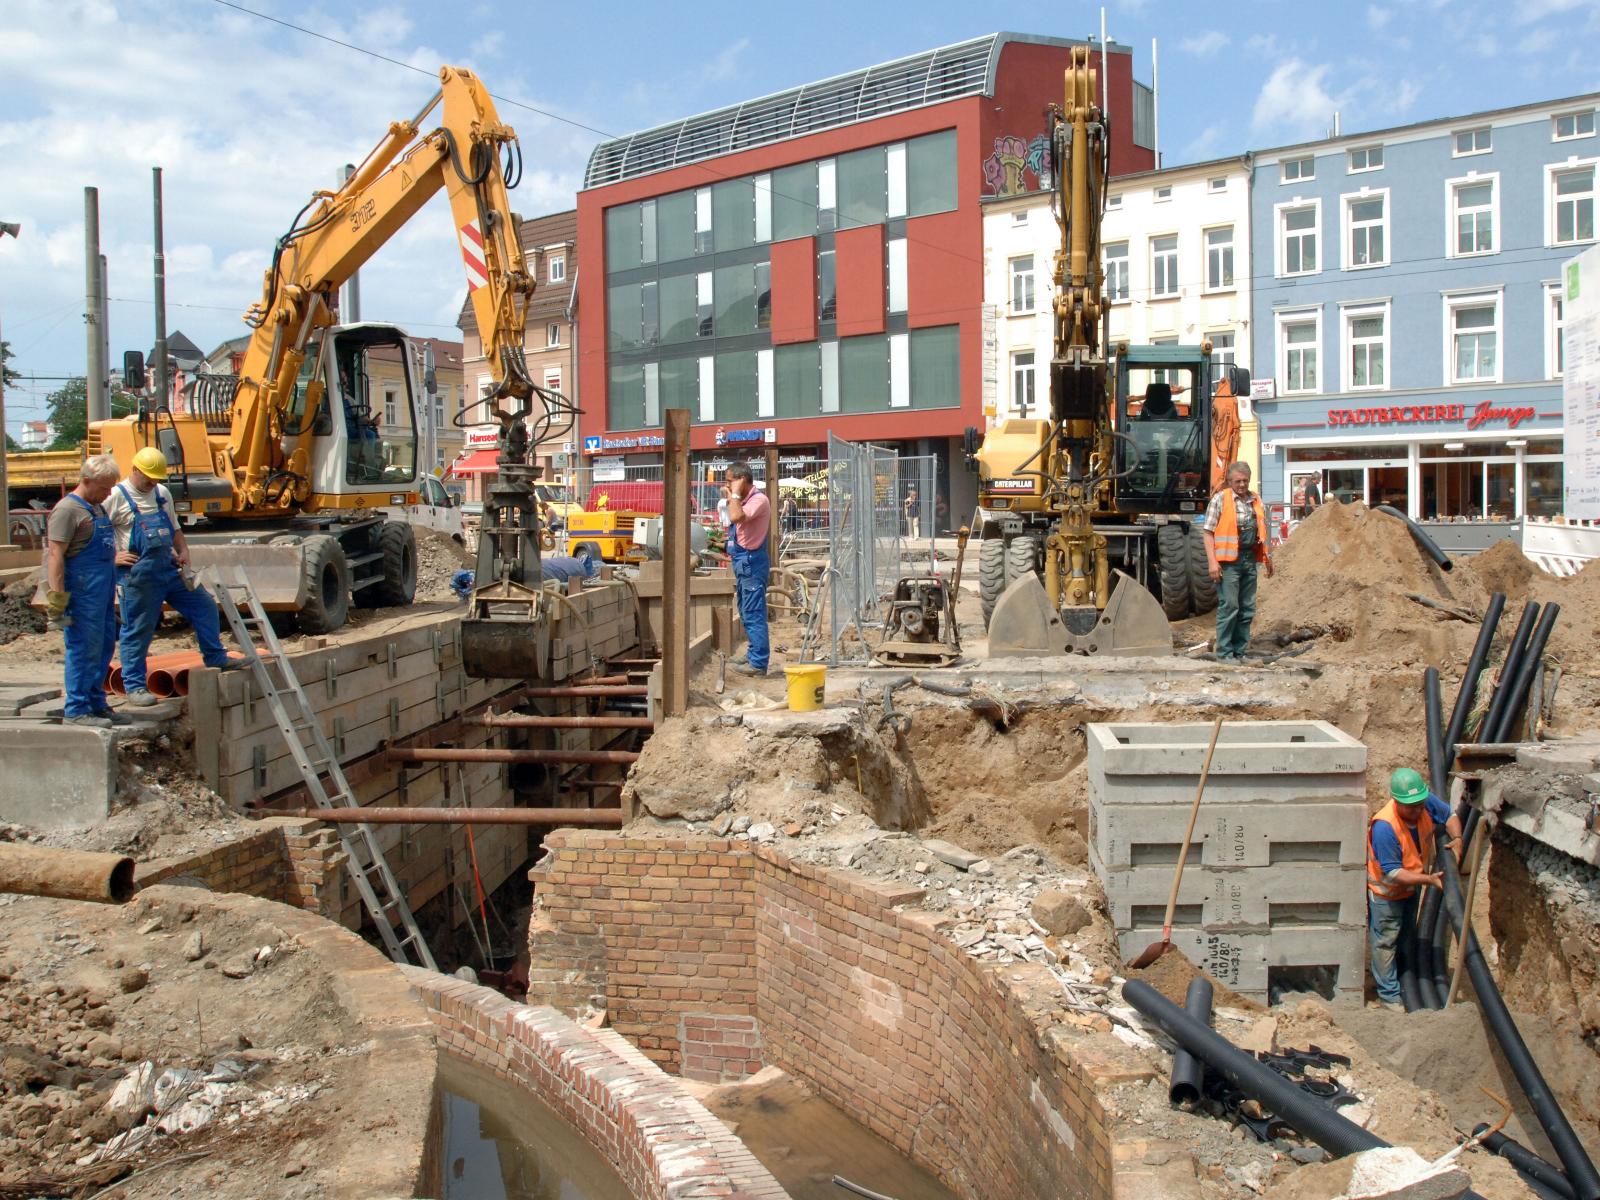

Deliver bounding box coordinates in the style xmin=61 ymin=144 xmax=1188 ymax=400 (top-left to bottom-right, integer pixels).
xmin=988 ymin=570 xmax=1173 ymax=658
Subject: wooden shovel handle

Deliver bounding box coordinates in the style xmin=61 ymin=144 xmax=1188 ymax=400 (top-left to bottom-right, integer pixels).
xmin=1160 ymin=717 xmax=1225 ymax=940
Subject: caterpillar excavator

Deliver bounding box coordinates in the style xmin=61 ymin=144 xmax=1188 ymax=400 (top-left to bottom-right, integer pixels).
xmin=92 ymin=67 xmax=570 ymax=675
xmin=971 ymin=45 xmax=1250 ymax=657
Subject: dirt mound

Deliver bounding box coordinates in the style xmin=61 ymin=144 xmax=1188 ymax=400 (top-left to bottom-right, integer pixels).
xmin=0 ymin=573 xmax=45 ymax=646
xmin=414 ymin=529 xmax=471 ymax=601
xmin=1125 ymin=945 xmax=1261 ymax=1013
xmin=1459 ymin=537 xmax=1550 ymax=598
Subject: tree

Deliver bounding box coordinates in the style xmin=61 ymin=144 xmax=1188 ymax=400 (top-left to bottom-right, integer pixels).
xmin=4 ymin=432 xmax=17 ymax=452
xmin=44 ymin=378 xmax=138 ymax=451
xmin=0 ymin=340 xmax=17 ymax=390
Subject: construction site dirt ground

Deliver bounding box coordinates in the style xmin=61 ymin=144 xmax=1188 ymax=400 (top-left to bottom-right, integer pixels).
xmin=4 ymin=501 xmax=1600 ymax=1197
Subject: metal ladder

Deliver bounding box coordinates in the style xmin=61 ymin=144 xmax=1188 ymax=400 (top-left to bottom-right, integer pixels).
xmin=212 ymin=566 xmax=437 ymax=971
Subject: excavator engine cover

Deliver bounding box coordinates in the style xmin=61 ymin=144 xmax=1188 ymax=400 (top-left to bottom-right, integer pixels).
xmin=987 ymin=569 xmax=1173 ymax=658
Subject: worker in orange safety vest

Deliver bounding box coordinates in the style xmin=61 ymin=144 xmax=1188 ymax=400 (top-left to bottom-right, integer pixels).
xmin=1366 ymin=767 xmax=1464 ymax=1010
xmin=1201 ymin=461 xmax=1274 ymax=663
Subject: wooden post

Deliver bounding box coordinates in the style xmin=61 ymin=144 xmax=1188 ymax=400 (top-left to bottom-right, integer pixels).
xmin=763 ymin=444 xmax=780 ymax=563
xmin=662 ymin=409 xmax=691 ymax=718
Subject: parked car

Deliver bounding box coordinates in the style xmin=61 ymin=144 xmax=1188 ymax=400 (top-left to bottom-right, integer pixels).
xmin=386 ymin=475 xmax=465 ymax=542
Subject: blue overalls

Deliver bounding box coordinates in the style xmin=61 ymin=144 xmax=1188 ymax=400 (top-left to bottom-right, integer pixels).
xmin=115 ymin=483 xmax=228 ymax=694
xmin=61 ymin=495 xmax=118 ymax=718
xmin=728 ymin=521 xmax=770 ymax=672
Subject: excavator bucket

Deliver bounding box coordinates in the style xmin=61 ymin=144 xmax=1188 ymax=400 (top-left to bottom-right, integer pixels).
xmin=988 ymin=570 xmax=1173 ymax=658
xmin=462 ymin=579 xmax=551 ymax=679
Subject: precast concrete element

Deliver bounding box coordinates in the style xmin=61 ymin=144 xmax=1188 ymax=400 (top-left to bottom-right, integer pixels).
xmin=1088 ymin=720 xmax=1368 ymax=1001
xmin=0 ymin=725 xmax=117 ymax=829
xmin=1478 ymin=739 xmax=1600 ymax=868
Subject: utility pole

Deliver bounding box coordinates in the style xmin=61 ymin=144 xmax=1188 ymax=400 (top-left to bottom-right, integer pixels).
xmin=84 ymin=187 xmax=108 ymax=424
xmin=421 ymin=340 xmax=439 ymax=474
xmin=338 ymin=164 xmax=361 ymax=322
xmin=152 ymin=167 xmax=168 ymax=408
xmin=0 ymin=219 xmax=17 ymax=548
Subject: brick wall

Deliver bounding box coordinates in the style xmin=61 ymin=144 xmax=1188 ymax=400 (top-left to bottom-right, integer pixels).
xmin=527 ymin=832 xmax=1114 ymax=1200
xmin=403 ymin=969 xmax=788 ymax=1200
xmin=136 ymin=816 xmax=342 ymax=913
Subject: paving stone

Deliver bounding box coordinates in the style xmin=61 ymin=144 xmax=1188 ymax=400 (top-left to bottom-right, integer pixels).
xmin=923 ymin=839 xmax=984 ymax=870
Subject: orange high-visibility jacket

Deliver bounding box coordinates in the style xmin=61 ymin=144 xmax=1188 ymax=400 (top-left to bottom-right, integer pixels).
xmin=1366 ymin=800 xmax=1436 ymax=901
xmin=1213 ymin=493 xmax=1269 ymax=563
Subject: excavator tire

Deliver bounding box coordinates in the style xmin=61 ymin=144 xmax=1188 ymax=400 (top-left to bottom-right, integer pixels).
xmin=978 ymin=536 xmax=1006 ymax=626
xmin=1156 ymin=523 xmax=1190 ymax=621
xmin=1186 ymin=522 xmax=1218 ymax=615
xmin=295 ymin=534 xmax=350 ymax=634
xmin=371 ymin=521 xmax=418 ymax=608
xmin=1004 ymin=534 xmax=1038 ymax=588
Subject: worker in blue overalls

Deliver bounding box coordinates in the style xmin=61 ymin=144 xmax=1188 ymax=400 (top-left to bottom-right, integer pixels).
xmin=44 ymin=455 xmax=125 ymax=727
xmin=106 ymin=447 xmax=242 ymax=706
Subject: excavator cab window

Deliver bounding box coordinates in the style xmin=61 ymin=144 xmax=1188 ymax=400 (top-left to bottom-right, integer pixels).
xmin=1115 ymin=354 xmax=1209 ymax=512
xmin=328 ymin=330 xmax=417 ymax=487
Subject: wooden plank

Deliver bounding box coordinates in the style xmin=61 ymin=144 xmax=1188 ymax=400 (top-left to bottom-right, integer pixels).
xmin=662 ymin=409 xmax=691 ymax=719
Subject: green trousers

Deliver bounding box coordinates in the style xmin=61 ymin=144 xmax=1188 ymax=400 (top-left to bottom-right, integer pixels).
xmin=1215 ymin=557 xmax=1259 ymax=658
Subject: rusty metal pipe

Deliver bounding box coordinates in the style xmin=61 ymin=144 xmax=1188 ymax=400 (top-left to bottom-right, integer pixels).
xmin=0 ymin=844 xmax=136 ymax=904
xmin=572 ymin=674 xmax=629 ymax=686
xmin=482 ymin=714 xmax=654 ymax=730
xmin=517 ymin=685 xmax=648 ymax=698
xmin=278 ymin=807 xmax=623 ymax=826
xmin=387 ymin=747 xmax=641 ymax=765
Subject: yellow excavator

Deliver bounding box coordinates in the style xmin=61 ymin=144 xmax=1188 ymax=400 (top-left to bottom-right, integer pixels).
xmin=971 ymin=46 xmax=1250 ymax=657
xmin=92 ymin=67 xmax=569 ymax=671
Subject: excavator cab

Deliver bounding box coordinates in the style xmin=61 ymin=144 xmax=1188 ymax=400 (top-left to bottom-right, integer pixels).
xmin=309 ymin=324 xmax=421 ymax=496
xmin=1113 ymin=345 xmax=1213 ymax=518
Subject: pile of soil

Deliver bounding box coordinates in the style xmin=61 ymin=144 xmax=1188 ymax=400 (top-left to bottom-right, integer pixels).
xmin=0 ymin=574 xmax=45 ymax=646
xmin=414 ymin=529 xmax=472 ymax=602
xmin=1125 ymin=946 xmax=1260 ymax=1013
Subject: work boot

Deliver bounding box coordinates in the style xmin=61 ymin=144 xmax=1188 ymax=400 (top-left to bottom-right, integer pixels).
xmin=730 ymin=661 xmax=767 ymax=677
xmin=93 ymin=710 xmax=134 ymax=726
xmin=212 ymin=657 xmax=250 ymax=673
xmin=63 ymin=714 xmax=112 ymax=728
xmin=124 ymin=688 xmax=158 ymax=707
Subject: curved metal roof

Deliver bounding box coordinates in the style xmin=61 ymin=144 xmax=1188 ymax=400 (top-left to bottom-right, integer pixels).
xmin=583 ymin=33 xmax=1082 ymax=190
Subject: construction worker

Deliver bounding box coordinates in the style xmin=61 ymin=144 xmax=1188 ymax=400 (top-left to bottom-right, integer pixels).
xmin=722 ymin=462 xmax=771 ymax=677
xmin=1365 ymin=767 xmax=1464 ymax=1010
xmin=106 ymin=447 xmax=242 ymax=706
xmin=43 ymin=455 xmax=124 ymax=727
xmin=1202 ymin=461 xmax=1274 ymax=663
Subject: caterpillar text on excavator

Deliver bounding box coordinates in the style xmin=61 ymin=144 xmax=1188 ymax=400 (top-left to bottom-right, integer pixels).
xmin=970 ymin=45 xmax=1250 ymax=657
xmin=92 ymin=67 xmax=569 ymax=675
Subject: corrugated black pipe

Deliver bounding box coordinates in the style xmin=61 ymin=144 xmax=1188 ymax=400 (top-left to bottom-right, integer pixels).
xmin=1427 ymin=809 xmax=1483 ymax=1000
xmin=1480 ymin=602 xmax=1542 ymax=749
xmin=1473 ymin=1125 xmax=1578 ymax=1200
xmin=1445 ymin=592 xmax=1507 ymax=755
xmin=1409 ymin=667 xmax=1446 ymax=1009
xmin=1486 ymin=602 xmax=1560 ymax=745
xmin=1376 ymin=503 xmax=1453 ymax=571
xmin=1436 ymin=837 xmax=1600 ymax=1199
xmin=1169 ymin=978 xmax=1211 ymax=1107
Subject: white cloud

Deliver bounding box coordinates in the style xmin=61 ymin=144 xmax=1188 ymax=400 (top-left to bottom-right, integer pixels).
xmin=1179 ymin=31 xmax=1229 ymax=55
xmin=1251 ymin=59 xmax=1339 ymax=139
xmin=1366 ymin=5 xmax=1393 ymax=29
xmin=1244 ymin=32 xmax=1286 ymax=58
xmin=1517 ymin=26 xmax=1560 ymax=52
xmin=699 ymin=37 xmax=751 ymax=86
xmin=1516 ymin=0 xmax=1596 ymax=19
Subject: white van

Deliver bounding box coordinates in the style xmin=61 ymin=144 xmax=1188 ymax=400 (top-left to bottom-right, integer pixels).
xmin=388 ymin=475 xmax=465 ymax=542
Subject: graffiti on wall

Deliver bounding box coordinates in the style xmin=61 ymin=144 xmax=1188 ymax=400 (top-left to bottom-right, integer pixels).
xmin=982 ymin=133 xmax=1053 ymax=197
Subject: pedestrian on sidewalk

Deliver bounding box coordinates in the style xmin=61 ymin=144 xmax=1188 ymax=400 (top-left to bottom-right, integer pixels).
xmin=1365 ymin=767 xmax=1464 ymax=1009
xmin=1202 ymin=462 xmax=1274 ymax=662
xmin=903 ymin=487 xmax=921 ymax=540
xmin=106 ymin=447 xmax=243 ymax=706
xmin=44 ymin=454 xmax=124 ymax=727
xmin=722 ymin=463 xmax=771 ymax=676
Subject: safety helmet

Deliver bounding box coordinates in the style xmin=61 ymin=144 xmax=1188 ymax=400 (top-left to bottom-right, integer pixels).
xmin=1389 ymin=767 xmax=1429 ymax=805
xmin=131 ymin=447 xmax=169 ymax=481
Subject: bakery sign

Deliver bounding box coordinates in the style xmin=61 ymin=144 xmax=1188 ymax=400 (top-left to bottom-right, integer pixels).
xmin=1326 ymin=400 xmax=1538 ymax=431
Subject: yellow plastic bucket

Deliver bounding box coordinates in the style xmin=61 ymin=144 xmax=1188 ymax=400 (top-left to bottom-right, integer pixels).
xmin=783 ymin=664 xmax=826 ymax=712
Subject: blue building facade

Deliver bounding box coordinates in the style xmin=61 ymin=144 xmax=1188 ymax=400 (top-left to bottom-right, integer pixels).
xmin=1248 ymin=95 xmax=1597 ymax=521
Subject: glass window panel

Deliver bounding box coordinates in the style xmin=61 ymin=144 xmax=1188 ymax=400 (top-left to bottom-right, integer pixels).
xmin=839 ymin=334 xmax=889 ymax=412
xmin=756 ymin=262 xmax=772 ymax=331
xmin=714 ymin=351 xmax=758 ymax=422
xmin=1286 ymin=323 xmax=1316 ymax=344
xmin=1455 ymin=305 xmax=1494 ymax=330
xmin=1285 ymin=208 xmax=1315 ymax=230
xmin=772 ymin=162 xmax=819 ymax=241
xmin=713 ymin=179 xmax=755 ymax=252
xmin=608 ymin=363 xmax=644 ymax=430
xmin=907 ymin=129 xmax=958 ymax=217
xmin=838 ymin=146 xmax=887 ymax=230
xmin=714 ymin=264 xmax=757 ymax=337
xmin=910 ymin=325 xmax=959 ymax=409
xmin=775 ymin=343 xmax=821 ymax=419
xmin=887 ymin=237 xmax=908 ymax=313
xmin=659 ymin=356 xmax=698 ymax=412
xmin=656 ymin=190 xmax=696 ymax=263
xmin=607 ymin=283 xmax=642 ymax=352
xmin=640 ymin=199 xmax=657 ymax=264
xmin=818 ymin=251 xmax=837 ymax=322
xmin=1351 ymin=315 xmax=1383 ymax=339
xmin=1526 ymin=460 xmax=1564 ymax=517
xmin=641 ymin=281 xmax=659 ymax=346
xmin=659 ymin=274 xmax=698 ymax=344
xmin=605 ymin=204 xmax=641 ymax=273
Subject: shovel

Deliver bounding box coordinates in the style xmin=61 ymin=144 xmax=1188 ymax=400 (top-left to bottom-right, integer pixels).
xmin=1127 ymin=716 xmax=1225 ymax=970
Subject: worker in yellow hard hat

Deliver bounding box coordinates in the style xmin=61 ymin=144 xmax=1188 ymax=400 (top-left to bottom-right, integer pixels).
xmin=105 ymin=447 xmax=244 ymax=706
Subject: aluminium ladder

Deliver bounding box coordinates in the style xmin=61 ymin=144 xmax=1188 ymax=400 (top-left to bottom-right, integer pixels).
xmin=212 ymin=565 xmax=438 ymax=971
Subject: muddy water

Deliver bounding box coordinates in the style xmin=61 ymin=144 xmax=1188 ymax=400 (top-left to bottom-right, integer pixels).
xmin=435 ymin=1056 xmax=632 ymax=1200
xmin=700 ymin=1072 xmax=960 ymax=1200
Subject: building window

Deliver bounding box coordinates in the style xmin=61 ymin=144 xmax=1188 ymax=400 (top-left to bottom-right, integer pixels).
xmin=1551 ymin=163 xmax=1596 ymax=245
xmin=1449 ymin=176 xmax=1497 ymax=256
xmin=549 ymin=253 xmax=567 ymax=282
xmin=1278 ymin=202 xmax=1318 ymax=276
xmin=1106 ymin=194 xmax=1122 ymax=210
xmin=383 ymin=388 xmax=397 ymax=427
xmin=696 ymin=271 xmax=714 ymax=337
xmin=1349 ymin=145 xmax=1384 ymax=173
xmin=1279 ymin=313 xmax=1319 ymax=394
xmin=1151 ymin=235 xmax=1178 ymax=298
xmin=1208 ymin=177 xmax=1227 ymax=193
xmin=1154 ymin=185 xmax=1172 ymax=202
xmin=694 ymin=187 xmax=712 ymax=254
xmin=887 ymin=237 xmax=907 ymax=314
xmin=756 ymin=262 xmax=772 ymax=331
xmin=1210 ymin=331 xmax=1235 ymax=371
xmin=1104 ymin=242 xmax=1129 ymax=301
xmin=1281 ymin=156 xmax=1314 ymax=183
xmin=1547 ymin=283 xmax=1566 ymax=378
xmin=547 ymin=322 xmax=561 ymax=347
xmin=1149 ymin=337 xmax=1180 ymax=385
xmin=544 ymin=367 xmax=562 ymax=394
xmin=1011 ymin=208 xmax=1029 ymax=225
xmin=1205 ymin=226 xmax=1234 ymax=291
xmin=1345 ymin=305 xmax=1388 ymax=391
xmin=885 ymin=144 xmax=907 ymax=219
xmin=1010 ymin=255 xmax=1036 ymax=313
xmin=1454 ymin=127 xmax=1491 ymax=157
xmin=433 ymin=391 xmax=444 ymax=428
xmin=906 ymin=130 xmax=958 ymax=217
xmin=1011 ymin=350 xmax=1036 ymax=415
xmin=1345 ymin=192 xmax=1388 ymax=268
xmin=754 ymin=173 xmax=773 ymax=242
xmin=1554 ymin=110 xmax=1595 ymax=141
xmin=1446 ymin=292 xmax=1501 ymax=384
xmin=818 ymin=251 xmax=837 ymax=322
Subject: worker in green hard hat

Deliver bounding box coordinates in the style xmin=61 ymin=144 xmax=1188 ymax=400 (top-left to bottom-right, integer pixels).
xmin=1364 ymin=767 xmax=1464 ymax=1009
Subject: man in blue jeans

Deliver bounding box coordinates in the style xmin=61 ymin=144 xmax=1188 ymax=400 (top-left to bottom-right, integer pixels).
xmin=1366 ymin=767 xmax=1463 ymax=1009
xmin=722 ymin=463 xmax=771 ymax=677
xmin=1202 ymin=462 xmax=1274 ymax=662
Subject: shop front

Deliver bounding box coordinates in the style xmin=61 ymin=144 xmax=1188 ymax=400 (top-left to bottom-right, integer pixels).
xmin=1258 ymin=395 xmax=1565 ymax=521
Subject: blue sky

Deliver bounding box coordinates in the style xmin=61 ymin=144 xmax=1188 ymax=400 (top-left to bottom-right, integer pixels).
xmin=3 ymin=0 xmax=1599 ymax=436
